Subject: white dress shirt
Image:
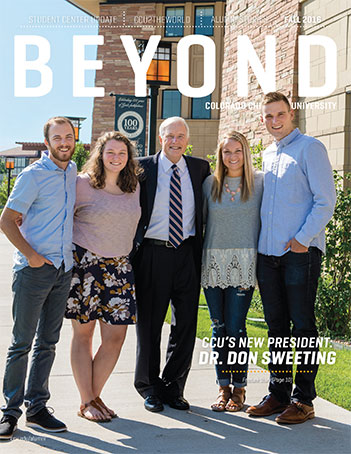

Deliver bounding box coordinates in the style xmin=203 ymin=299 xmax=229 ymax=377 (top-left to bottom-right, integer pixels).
xmin=145 ymin=152 xmax=195 ymax=241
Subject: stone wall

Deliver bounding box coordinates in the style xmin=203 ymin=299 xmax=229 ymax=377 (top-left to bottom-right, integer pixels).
xmin=218 ymin=0 xmax=300 ymax=147
xmin=299 ymin=0 xmax=351 ymax=172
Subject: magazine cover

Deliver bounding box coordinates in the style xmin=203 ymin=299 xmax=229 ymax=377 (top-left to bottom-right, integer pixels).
xmin=0 ymin=0 xmax=350 ymax=453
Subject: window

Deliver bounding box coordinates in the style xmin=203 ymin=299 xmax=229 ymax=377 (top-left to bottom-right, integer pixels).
xmin=165 ymin=7 xmax=184 ymax=37
xmin=195 ymin=6 xmax=214 ymax=36
xmin=192 ymin=95 xmax=211 ymax=119
xmin=13 ymin=157 xmax=29 ymax=176
xmin=162 ymin=90 xmax=182 ymax=119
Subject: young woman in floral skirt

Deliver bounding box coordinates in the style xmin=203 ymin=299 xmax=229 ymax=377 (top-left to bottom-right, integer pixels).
xmin=65 ymin=131 xmax=141 ymax=422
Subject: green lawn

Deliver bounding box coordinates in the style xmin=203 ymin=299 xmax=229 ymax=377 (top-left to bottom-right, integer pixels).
xmin=165 ymin=290 xmax=351 ymax=411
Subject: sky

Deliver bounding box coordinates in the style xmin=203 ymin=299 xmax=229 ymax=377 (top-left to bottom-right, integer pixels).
xmin=0 ymin=0 xmax=99 ymax=151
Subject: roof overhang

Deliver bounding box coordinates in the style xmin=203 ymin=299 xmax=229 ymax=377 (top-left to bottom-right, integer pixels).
xmin=65 ymin=0 xmax=100 ymax=17
xmin=0 ymin=146 xmax=41 ymax=158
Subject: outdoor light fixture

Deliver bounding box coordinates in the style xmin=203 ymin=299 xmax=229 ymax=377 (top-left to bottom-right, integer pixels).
xmin=66 ymin=116 xmax=86 ymax=141
xmin=5 ymin=158 xmax=15 ymax=199
xmin=136 ymin=39 xmax=172 ymax=86
xmin=5 ymin=159 xmax=14 ymax=170
xmin=135 ymin=39 xmax=173 ymax=155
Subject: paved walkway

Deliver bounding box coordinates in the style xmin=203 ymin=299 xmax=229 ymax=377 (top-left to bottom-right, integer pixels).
xmin=0 ymin=233 xmax=350 ymax=454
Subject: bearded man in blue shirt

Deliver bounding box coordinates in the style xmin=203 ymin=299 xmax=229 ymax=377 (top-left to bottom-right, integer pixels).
xmin=0 ymin=117 xmax=77 ymax=440
xmin=246 ymin=92 xmax=336 ymax=424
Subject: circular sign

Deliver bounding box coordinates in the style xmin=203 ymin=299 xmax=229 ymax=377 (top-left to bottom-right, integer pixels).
xmin=117 ymin=111 xmax=144 ymax=139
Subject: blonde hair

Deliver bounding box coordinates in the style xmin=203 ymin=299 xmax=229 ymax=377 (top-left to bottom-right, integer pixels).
xmin=212 ymin=131 xmax=254 ymax=203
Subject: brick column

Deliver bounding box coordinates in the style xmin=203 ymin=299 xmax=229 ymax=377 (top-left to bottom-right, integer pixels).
xmin=91 ymin=3 xmax=157 ymax=145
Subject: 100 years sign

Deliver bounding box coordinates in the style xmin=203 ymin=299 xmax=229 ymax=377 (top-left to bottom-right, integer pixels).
xmin=114 ymin=95 xmax=147 ymax=156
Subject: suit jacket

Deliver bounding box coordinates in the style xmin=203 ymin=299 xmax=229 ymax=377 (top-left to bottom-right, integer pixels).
xmin=132 ymin=151 xmax=210 ymax=276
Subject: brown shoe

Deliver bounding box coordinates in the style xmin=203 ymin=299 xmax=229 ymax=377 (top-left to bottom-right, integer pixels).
xmin=211 ymin=386 xmax=231 ymax=412
xmin=94 ymin=396 xmax=118 ymax=419
xmin=226 ymin=387 xmax=246 ymax=412
xmin=77 ymin=400 xmax=111 ymax=423
xmin=246 ymin=394 xmax=288 ymax=417
xmin=275 ymin=402 xmax=314 ymax=424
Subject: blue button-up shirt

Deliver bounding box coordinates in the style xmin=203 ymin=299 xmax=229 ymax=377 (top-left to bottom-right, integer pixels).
xmin=6 ymin=151 xmax=76 ymax=271
xmin=258 ymin=128 xmax=336 ymax=256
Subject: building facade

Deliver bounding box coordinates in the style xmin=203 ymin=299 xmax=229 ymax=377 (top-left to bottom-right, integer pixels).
xmin=68 ymin=0 xmax=350 ymax=172
xmin=299 ymin=0 xmax=351 ymax=173
xmin=68 ymin=0 xmax=226 ymax=158
xmin=218 ymin=0 xmax=350 ymax=173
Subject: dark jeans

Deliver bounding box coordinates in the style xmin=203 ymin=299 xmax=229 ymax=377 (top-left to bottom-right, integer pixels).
xmin=203 ymin=286 xmax=254 ymax=387
xmin=2 ymin=263 xmax=72 ymax=419
xmin=257 ymin=248 xmax=322 ymax=406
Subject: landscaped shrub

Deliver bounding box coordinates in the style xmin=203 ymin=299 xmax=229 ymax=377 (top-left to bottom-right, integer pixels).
xmin=0 ymin=177 xmax=16 ymax=211
xmin=72 ymin=142 xmax=89 ymax=172
xmin=316 ymin=172 xmax=351 ymax=340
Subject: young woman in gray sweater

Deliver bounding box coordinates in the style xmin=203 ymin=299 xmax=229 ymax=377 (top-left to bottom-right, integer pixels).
xmin=201 ymin=131 xmax=263 ymax=412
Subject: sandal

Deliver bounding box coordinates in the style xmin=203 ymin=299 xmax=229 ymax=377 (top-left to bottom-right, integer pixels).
xmin=77 ymin=399 xmax=111 ymax=422
xmin=211 ymin=386 xmax=231 ymax=412
xmin=225 ymin=387 xmax=246 ymax=412
xmin=95 ymin=396 xmax=118 ymax=419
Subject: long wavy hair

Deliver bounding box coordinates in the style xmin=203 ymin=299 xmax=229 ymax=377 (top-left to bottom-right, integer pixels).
xmin=211 ymin=131 xmax=255 ymax=203
xmin=82 ymin=131 xmax=142 ymax=193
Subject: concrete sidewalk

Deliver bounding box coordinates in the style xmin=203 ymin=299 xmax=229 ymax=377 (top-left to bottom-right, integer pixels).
xmin=0 ymin=232 xmax=350 ymax=454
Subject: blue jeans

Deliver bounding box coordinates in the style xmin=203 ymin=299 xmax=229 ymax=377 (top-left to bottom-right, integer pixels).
xmin=2 ymin=263 xmax=72 ymax=419
xmin=257 ymin=248 xmax=322 ymax=406
xmin=203 ymin=286 xmax=254 ymax=387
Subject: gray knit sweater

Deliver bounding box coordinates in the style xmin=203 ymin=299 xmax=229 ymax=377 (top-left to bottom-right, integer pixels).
xmin=201 ymin=171 xmax=264 ymax=289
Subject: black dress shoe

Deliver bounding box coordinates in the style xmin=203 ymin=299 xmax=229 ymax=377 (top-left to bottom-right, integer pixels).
xmin=166 ymin=396 xmax=190 ymax=410
xmin=144 ymin=396 xmax=164 ymax=413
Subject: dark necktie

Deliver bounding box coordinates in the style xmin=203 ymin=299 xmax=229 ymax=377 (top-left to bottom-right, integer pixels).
xmin=169 ymin=164 xmax=183 ymax=248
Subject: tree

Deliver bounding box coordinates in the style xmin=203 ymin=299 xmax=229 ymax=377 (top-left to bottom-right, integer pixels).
xmin=0 ymin=177 xmax=16 ymax=209
xmin=0 ymin=160 xmax=6 ymax=175
xmin=71 ymin=142 xmax=89 ymax=172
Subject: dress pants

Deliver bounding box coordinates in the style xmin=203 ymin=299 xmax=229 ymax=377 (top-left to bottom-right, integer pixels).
xmin=257 ymin=248 xmax=322 ymax=406
xmin=133 ymin=238 xmax=200 ymax=399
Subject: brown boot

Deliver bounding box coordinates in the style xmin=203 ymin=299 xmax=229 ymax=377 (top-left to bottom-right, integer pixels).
xmin=225 ymin=387 xmax=246 ymax=412
xmin=211 ymin=386 xmax=231 ymax=412
xmin=275 ymin=402 xmax=315 ymax=424
xmin=246 ymin=394 xmax=288 ymax=416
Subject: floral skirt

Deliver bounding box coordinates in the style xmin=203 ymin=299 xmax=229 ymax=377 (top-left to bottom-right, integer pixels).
xmin=65 ymin=244 xmax=137 ymax=325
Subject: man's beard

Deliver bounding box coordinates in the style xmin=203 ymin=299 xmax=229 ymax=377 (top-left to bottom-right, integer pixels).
xmin=48 ymin=144 xmax=75 ymax=162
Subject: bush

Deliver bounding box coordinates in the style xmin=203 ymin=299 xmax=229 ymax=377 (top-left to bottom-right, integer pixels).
xmin=251 ymin=141 xmax=263 ymax=170
xmin=0 ymin=176 xmax=16 ymax=208
xmin=72 ymin=142 xmax=89 ymax=172
xmin=184 ymin=144 xmax=193 ymax=156
xmin=0 ymin=160 xmax=6 ymax=175
xmin=316 ymin=172 xmax=351 ymax=340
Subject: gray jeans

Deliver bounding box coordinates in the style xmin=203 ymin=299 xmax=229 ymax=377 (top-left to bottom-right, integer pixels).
xmin=1 ymin=263 xmax=72 ymax=419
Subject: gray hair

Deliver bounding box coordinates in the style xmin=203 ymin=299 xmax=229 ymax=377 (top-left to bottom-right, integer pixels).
xmin=159 ymin=116 xmax=189 ymax=139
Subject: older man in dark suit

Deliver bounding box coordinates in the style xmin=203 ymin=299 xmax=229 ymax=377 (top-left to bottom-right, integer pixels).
xmin=132 ymin=116 xmax=210 ymax=412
